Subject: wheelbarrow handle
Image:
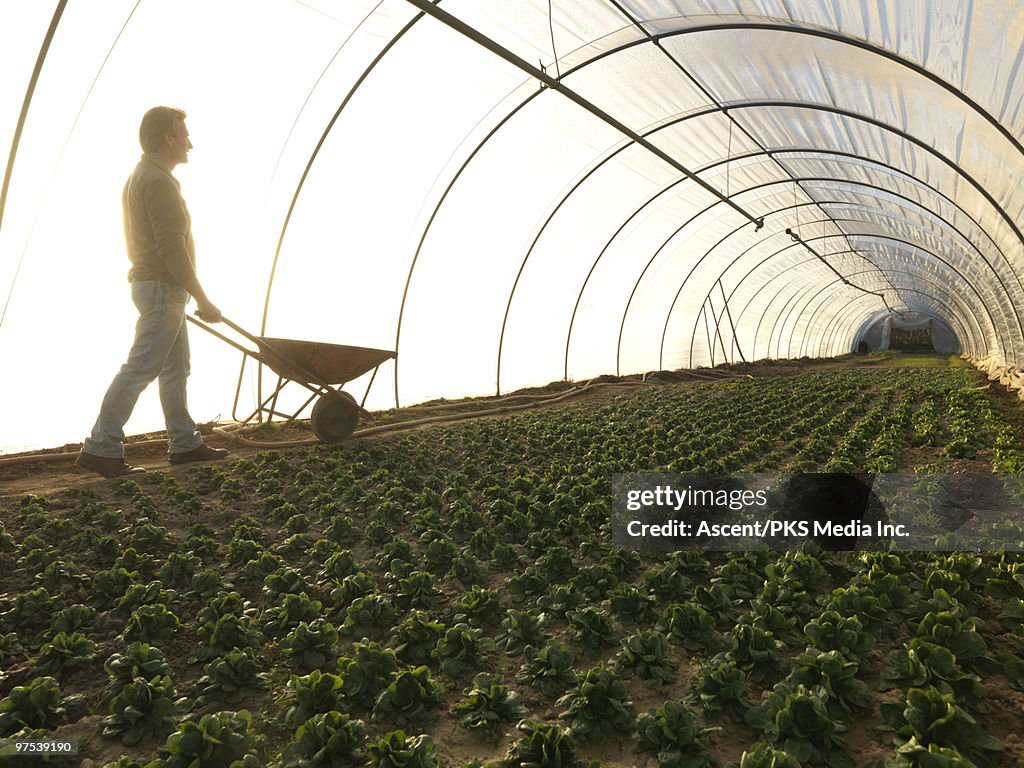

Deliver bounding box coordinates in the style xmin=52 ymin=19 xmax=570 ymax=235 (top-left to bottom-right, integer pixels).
xmin=191 ymin=311 xmax=260 ymax=345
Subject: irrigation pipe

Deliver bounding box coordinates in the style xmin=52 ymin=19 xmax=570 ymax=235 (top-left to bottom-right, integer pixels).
xmin=0 ymin=372 xmax=747 ymax=465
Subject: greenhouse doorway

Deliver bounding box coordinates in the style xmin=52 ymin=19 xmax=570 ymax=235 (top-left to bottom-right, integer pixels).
xmin=855 ymin=312 xmax=960 ymax=355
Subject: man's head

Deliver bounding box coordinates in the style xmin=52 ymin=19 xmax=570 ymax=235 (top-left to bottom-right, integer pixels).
xmin=139 ymin=106 xmax=191 ymax=166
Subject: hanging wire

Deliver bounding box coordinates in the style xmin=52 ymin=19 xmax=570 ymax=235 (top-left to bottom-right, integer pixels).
xmin=547 ymin=0 xmax=562 ymax=80
xmin=725 ymin=118 xmax=733 ymax=199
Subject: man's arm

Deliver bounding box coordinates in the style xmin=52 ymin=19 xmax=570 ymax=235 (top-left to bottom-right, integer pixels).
xmin=144 ymin=178 xmax=222 ymax=322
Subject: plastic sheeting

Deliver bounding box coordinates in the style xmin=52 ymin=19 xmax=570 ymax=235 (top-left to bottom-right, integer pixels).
xmin=2 ymin=1 xmax=1023 ymax=450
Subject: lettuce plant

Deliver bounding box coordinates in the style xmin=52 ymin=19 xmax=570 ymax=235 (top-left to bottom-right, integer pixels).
xmin=453 ymin=587 xmax=504 ymax=628
xmin=657 ymin=602 xmax=717 ymax=653
xmin=372 ymin=667 xmax=444 ymax=726
xmin=366 ymin=730 xmax=440 ymax=768
xmin=556 ymin=663 xmax=633 ymax=738
xmin=101 ymin=675 xmax=182 ymax=746
xmin=450 ymin=673 xmax=526 ymax=734
xmin=432 ymin=623 xmax=495 ymax=677
xmin=103 ymin=643 xmax=173 ymax=703
xmin=517 ymin=640 xmax=576 ymax=698
xmin=195 ymin=647 xmax=270 ymax=705
xmin=757 ymin=684 xmax=853 ymax=768
xmin=283 ymin=618 xmax=339 ymax=672
xmin=197 ymin=613 xmax=264 ymax=661
xmin=277 ymin=711 xmax=367 ymax=768
xmin=495 ymin=609 xmax=548 ymax=657
xmin=634 ymin=699 xmax=717 ymax=768
xmin=504 ymin=720 xmax=580 ymax=768
xmin=688 ymin=659 xmax=751 ymax=722
xmin=879 ymin=686 xmax=1003 ymax=767
xmin=615 ymin=629 xmax=679 ymax=687
xmin=264 ymin=593 xmax=324 ymax=638
xmin=123 ymin=603 xmax=180 ymax=645
xmin=35 ymin=630 xmax=96 ymax=675
xmin=277 ymin=669 xmax=346 ymax=730
xmin=338 ymin=641 xmax=400 ymax=711
xmin=0 ymin=676 xmax=87 ymax=736
xmin=340 ymin=594 xmax=398 ymax=640
xmin=163 ymin=710 xmax=262 ymax=768
xmin=566 ymin=607 xmax=619 ymax=658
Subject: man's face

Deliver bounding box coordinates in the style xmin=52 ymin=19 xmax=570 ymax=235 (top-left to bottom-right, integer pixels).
xmin=166 ymin=120 xmax=193 ymax=165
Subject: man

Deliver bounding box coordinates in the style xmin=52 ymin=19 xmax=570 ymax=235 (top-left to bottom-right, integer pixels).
xmin=77 ymin=106 xmax=229 ymax=478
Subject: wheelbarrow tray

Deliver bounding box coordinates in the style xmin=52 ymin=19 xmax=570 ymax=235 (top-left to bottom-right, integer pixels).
xmin=255 ymin=337 xmax=396 ymax=386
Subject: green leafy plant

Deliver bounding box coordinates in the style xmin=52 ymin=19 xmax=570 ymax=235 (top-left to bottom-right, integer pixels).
xmin=432 ymin=623 xmax=495 ymax=677
xmin=556 ymin=663 xmax=633 ymax=738
xmin=0 ymin=676 xmax=87 ymax=736
xmin=494 ymin=609 xmax=548 ymax=657
xmin=688 ymin=659 xmax=752 ymax=722
xmin=123 ymin=603 xmax=180 ymax=644
xmin=879 ymin=685 xmax=1003 ymax=767
xmin=372 ymin=666 xmax=444 ymax=725
xmin=163 ymin=710 xmax=262 ymax=768
xmin=366 ymin=730 xmax=440 ymax=768
xmin=453 ymin=587 xmax=504 ymax=628
xmin=35 ymin=630 xmax=96 ymax=675
xmin=264 ymin=592 xmax=324 ymax=638
xmin=734 ymin=741 xmax=802 ymax=768
xmin=338 ymin=641 xmax=400 ymax=711
xmin=284 ymin=618 xmax=340 ymax=672
xmin=101 ymin=675 xmax=183 ymax=746
xmin=197 ymin=613 xmax=264 ymax=661
xmin=340 ymin=594 xmax=398 ymax=640
xmin=803 ymin=610 xmax=875 ymax=662
xmin=103 ymin=643 xmax=174 ymax=703
xmin=566 ymin=607 xmax=619 ymax=658
xmin=635 ymin=699 xmax=718 ymax=768
xmin=277 ymin=669 xmax=346 ymax=730
xmin=755 ymin=684 xmax=853 ymax=768
xmin=784 ymin=650 xmax=873 ymax=720
xmin=277 ymin=711 xmax=367 ymax=768
xmin=517 ymin=640 xmax=576 ymax=698
xmin=504 ymin=720 xmax=580 ymax=768
xmin=195 ymin=647 xmax=270 ymax=705
xmin=450 ymin=673 xmax=527 ymax=735
xmin=656 ymin=602 xmax=717 ymax=653
xmin=393 ymin=611 xmax=447 ymax=667
xmin=615 ymin=629 xmax=679 ymax=687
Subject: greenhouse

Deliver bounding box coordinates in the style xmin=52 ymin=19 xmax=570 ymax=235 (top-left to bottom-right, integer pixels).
xmin=2 ymin=1 xmax=1024 ymax=766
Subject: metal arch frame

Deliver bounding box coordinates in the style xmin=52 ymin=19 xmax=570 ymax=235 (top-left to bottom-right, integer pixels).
xmin=785 ymin=277 xmax=975 ymax=362
xmin=738 ymin=233 xmax=994 ymax=364
xmin=786 ymin=250 xmax=978 ymax=362
xmin=615 ymin=101 xmax=1024 ymax=370
xmin=792 ymin=269 xmax=977 ymax=360
xmin=259 ymin=10 xmax=1024 ymax=403
xmin=799 ymin=215 xmax=1015 ymax=351
xmin=738 ymin=252 xmax=984 ymax=362
xmin=566 ymin=155 xmax=1018 ymax=380
xmin=732 ymin=225 xmax=999 ymax=362
xmin=373 ymin=15 xmax=1024 ymax=403
xmin=0 ymin=0 xmax=68 ymax=234
xmin=821 ymin=289 xmax=973 ymax=360
xmin=654 ymin=198 xmax=1006 ymax=372
xmin=562 ymin=148 xmax=1020 ymax=385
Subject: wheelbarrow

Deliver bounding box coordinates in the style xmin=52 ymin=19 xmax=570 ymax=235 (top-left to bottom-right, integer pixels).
xmin=186 ymin=314 xmax=396 ymax=443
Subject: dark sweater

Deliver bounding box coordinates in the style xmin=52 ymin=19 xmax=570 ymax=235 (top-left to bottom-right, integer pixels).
xmin=123 ymin=154 xmax=197 ymax=288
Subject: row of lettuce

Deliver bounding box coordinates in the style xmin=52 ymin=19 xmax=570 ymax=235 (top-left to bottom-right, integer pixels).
xmin=1 ymin=367 xmax=1023 ymax=766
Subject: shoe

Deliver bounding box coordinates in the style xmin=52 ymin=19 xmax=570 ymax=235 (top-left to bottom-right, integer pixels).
xmin=168 ymin=443 xmax=230 ymax=465
xmin=76 ymin=450 xmax=147 ymax=478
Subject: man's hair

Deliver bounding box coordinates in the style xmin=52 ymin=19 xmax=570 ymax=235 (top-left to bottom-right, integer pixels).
xmin=139 ymin=106 xmax=186 ymax=153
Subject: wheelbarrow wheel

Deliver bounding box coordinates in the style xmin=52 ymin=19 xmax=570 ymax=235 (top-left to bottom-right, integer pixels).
xmin=310 ymin=390 xmax=360 ymax=443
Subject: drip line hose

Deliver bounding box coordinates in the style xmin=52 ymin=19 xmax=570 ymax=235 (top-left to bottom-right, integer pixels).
xmin=0 ymin=372 xmax=750 ymax=466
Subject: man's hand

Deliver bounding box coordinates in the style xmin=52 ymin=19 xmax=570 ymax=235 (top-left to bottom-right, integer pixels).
xmin=195 ymin=300 xmax=222 ymax=323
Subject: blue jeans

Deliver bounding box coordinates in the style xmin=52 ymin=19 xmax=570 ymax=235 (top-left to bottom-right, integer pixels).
xmin=84 ymin=281 xmax=203 ymax=457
